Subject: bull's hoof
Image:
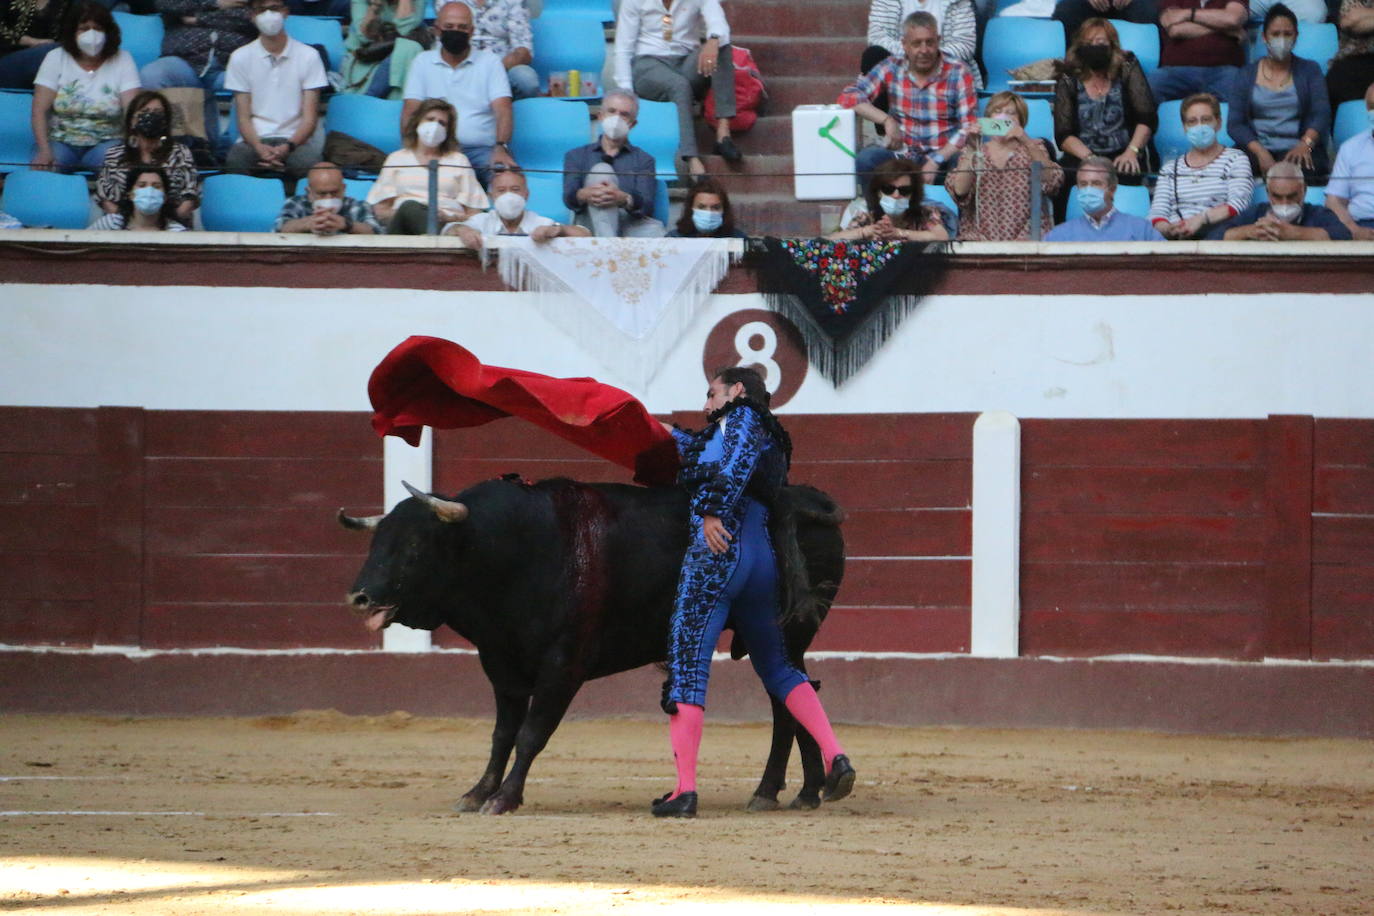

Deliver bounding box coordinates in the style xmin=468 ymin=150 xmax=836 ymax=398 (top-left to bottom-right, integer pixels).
xmin=479 ymin=795 xmax=521 ymax=815
xmin=746 ymin=795 xmax=781 ymax=813
xmin=788 ymin=793 xmax=822 ymax=810
xmin=453 ymin=793 xmax=488 ymax=813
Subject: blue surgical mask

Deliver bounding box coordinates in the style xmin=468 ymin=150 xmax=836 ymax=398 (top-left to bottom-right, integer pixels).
xmin=879 ymin=194 xmax=909 ymax=216
xmin=691 ymin=208 xmax=723 ymax=233
xmin=1185 ymin=124 xmax=1216 ymax=150
xmin=132 ymin=186 xmax=165 ymax=215
xmin=1077 ymin=185 xmax=1107 ymax=215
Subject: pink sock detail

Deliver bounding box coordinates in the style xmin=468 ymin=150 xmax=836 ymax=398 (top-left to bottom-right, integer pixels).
xmin=784 ymin=682 xmax=844 ymax=771
xmin=668 ymin=703 xmax=705 ymax=797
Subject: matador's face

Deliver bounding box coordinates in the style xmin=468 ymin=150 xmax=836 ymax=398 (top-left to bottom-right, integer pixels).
xmin=704 ymin=377 xmax=746 ymax=417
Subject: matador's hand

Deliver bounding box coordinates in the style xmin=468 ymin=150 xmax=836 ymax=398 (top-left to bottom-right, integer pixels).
xmin=702 ymin=515 xmax=732 ymax=554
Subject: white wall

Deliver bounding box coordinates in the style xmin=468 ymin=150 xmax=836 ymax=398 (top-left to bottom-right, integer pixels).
xmin=3 ymin=283 xmax=1373 ymax=418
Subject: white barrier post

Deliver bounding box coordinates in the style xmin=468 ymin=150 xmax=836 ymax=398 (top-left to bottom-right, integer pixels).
xmin=380 ymin=427 xmax=433 ymax=653
xmin=970 ymin=410 xmax=1021 ymax=657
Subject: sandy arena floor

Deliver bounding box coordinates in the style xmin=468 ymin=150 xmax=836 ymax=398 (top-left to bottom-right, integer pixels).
xmin=0 ymin=713 xmax=1371 ymax=915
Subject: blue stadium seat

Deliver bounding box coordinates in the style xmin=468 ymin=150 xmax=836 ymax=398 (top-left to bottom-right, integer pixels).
xmin=982 ymin=18 xmax=1065 ymax=92
xmin=541 ymin=0 xmax=615 ymax=22
xmin=978 ymin=95 xmax=1056 ymax=148
xmin=530 ymin=14 xmax=607 ymax=97
xmin=509 ymin=97 xmax=592 ymax=174
xmin=201 ymin=173 xmax=288 ymax=231
xmin=653 ymin=177 xmax=668 ymax=225
xmin=1114 ymin=21 xmax=1160 ymax=74
xmin=325 ymin=94 xmax=404 ymax=155
xmin=633 ymin=99 xmax=680 ymax=179
xmin=1 ymin=170 xmax=92 ymax=228
xmin=1250 ymin=183 xmax=1329 ymax=206
xmin=1066 ymin=183 xmax=1151 ymax=220
xmin=1155 ymin=99 xmax=1234 ymax=161
xmin=1248 ymin=22 xmax=1338 ymax=73
xmin=285 ymin=16 xmax=345 ymax=71
xmin=345 ymin=176 xmax=375 ymax=201
xmin=112 ymin=12 xmax=165 ymax=70
xmin=525 ymin=173 xmax=570 ymax=221
xmin=1332 ymin=100 xmax=1367 ymax=150
xmin=0 ymin=91 xmax=34 ymax=175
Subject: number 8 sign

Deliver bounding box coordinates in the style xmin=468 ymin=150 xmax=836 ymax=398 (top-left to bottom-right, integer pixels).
xmin=702 ymin=309 xmax=808 ymax=409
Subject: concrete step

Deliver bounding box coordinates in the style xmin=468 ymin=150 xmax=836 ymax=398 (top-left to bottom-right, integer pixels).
xmin=733 ymin=194 xmax=848 ymax=237
xmin=733 ymin=36 xmax=865 ymax=80
xmin=723 ymin=0 xmax=868 ymax=40
xmin=689 ymin=153 xmax=797 ymax=195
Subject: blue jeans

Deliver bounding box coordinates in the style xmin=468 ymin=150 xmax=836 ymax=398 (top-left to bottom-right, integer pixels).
xmin=140 ymin=56 xmax=227 ymax=151
xmin=0 ymin=42 xmax=56 ymax=89
xmin=855 ymin=145 xmax=956 ymax=191
xmin=1148 ymin=65 xmax=1239 ymax=104
xmin=507 ymin=63 xmax=539 ymax=100
xmin=49 ymin=138 xmax=120 ymax=172
xmin=463 ymin=142 xmax=495 ymax=188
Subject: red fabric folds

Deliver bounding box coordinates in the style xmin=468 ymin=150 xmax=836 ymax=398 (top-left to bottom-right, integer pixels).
xmin=368 ymin=336 xmax=681 ymax=486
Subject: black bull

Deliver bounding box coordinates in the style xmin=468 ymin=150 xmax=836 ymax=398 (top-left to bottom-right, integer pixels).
xmin=339 ymin=475 xmax=845 ymax=814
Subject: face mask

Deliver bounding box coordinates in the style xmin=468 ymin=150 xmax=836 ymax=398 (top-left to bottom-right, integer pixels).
xmin=879 ymin=193 xmax=909 ymax=216
xmin=600 ymin=114 xmax=629 ymax=141
xmin=439 ymin=29 xmax=470 ymax=55
xmin=76 ymin=29 xmax=105 ymax=56
xmin=254 ymin=10 xmax=285 ymax=36
xmin=416 ymin=120 xmax=447 ymax=148
xmin=1186 ymin=124 xmax=1216 ymax=150
xmin=1079 ymin=44 xmax=1111 ymax=70
xmin=1266 ymin=36 xmax=1294 ymax=60
xmin=1077 ymin=185 xmax=1107 ymax=215
xmin=691 ymin=208 xmax=723 ymax=233
xmin=132 ymin=186 xmax=164 ymax=215
xmin=493 ymin=191 xmax=526 ymax=221
xmin=312 ymin=196 xmax=343 ymax=212
xmin=134 ymin=109 xmax=169 ymax=138
xmin=1270 ymin=202 xmax=1302 ymax=223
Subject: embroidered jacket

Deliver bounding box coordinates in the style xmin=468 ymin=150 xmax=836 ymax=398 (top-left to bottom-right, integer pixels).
xmin=672 ymin=401 xmax=788 ymax=519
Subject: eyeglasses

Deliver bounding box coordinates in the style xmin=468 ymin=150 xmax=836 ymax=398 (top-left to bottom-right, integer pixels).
xmin=880 ymin=184 xmax=915 ymax=197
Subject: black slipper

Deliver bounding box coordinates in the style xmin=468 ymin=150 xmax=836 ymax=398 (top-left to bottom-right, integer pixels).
xmin=651 ymin=791 xmax=698 ymax=818
xmin=823 ymin=754 xmax=855 ymax=802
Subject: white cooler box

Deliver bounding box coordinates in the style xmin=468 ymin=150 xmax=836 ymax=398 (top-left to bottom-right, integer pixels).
xmin=792 ymin=105 xmax=857 ymax=200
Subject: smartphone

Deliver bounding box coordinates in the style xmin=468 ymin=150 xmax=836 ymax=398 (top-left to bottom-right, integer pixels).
xmin=978 ymin=116 xmax=1013 ymax=137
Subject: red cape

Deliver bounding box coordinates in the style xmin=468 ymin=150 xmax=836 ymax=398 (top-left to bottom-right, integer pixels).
xmin=367 ymin=336 xmax=681 ymax=486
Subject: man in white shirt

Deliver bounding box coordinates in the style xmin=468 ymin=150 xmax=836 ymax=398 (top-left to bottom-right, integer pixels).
xmin=1324 ymin=83 xmax=1374 ymax=242
xmin=614 ymin=0 xmax=740 ymax=177
xmin=445 ymin=165 xmax=590 ymax=248
xmin=223 ymin=0 xmax=329 ymax=179
xmin=403 ymin=0 xmax=516 ymax=187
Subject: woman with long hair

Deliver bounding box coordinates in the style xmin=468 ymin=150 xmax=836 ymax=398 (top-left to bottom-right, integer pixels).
xmin=30 ymin=1 xmax=140 ymax=172
xmin=652 ymin=366 xmax=855 ymax=818
xmin=95 ymin=90 xmax=200 ymax=224
xmin=367 ymin=97 xmax=489 ymax=234
xmin=87 ymin=166 xmax=188 ymax=231
xmin=668 ymin=178 xmax=748 ymax=238
xmin=1053 ymin=18 xmax=1157 ymax=184
xmin=829 ymin=156 xmax=949 ymax=241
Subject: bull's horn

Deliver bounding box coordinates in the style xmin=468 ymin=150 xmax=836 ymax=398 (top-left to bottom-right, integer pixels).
xmin=402 ymin=480 xmax=469 ymax=523
xmin=337 ymin=509 xmax=383 ymax=531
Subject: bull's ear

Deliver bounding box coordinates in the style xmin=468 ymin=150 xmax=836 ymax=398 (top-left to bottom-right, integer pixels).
xmin=402 ymin=480 xmax=469 ymax=523
xmin=337 ymin=509 xmax=383 ymax=531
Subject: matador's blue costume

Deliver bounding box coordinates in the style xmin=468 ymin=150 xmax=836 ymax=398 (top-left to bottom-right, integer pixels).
xmin=663 ymin=399 xmax=811 ymax=710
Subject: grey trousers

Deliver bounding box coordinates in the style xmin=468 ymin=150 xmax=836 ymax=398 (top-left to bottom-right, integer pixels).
xmin=224 ymin=128 xmax=325 ymax=181
xmin=631 ymin=46 xmax=735 ymax=160
xmin=573 ymin=162 xmax=665 ymax=238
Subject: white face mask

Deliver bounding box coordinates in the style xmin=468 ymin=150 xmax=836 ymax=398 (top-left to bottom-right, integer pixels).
xmin=493 ymin=191 xmax=525 ymax=221
xmin=600 ymin=114 xmax=629 ymax=141
xmin=1271 ymin=202 xmax=1302 ymax=223
xmin=254 ymin=10 xmax=285 ymax=36
xmin=1266 ymin=36 xmax=1294 ymax=60
xmin=312 ymin=197 xmax=343 ymax=212
xmin=416 ymin=120 xmax=447 ymax=148
xmin=76 ymin=29 xmax=105 ymax=56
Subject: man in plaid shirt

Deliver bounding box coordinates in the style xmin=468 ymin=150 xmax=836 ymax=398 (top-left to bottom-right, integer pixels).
xmin=275 ymin=163 xmax=384 ymax=235
xmin=840 ymin=11 xmax=977 ymax=188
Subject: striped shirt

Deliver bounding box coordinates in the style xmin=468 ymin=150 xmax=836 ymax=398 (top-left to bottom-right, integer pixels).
xmin=840 ymin=57 xmax=978 ymax=155
xmin=1149 ymin=147 xmax=1253 ymax=223
xmin=865 ymin=0 xmax=982 ymax=89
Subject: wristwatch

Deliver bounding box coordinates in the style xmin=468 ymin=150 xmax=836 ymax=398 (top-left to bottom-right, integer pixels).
xmin=1128 ymin=144 xmax=1141 ymax=155
xmin=495 ymin=142 xmax=510 ymax=152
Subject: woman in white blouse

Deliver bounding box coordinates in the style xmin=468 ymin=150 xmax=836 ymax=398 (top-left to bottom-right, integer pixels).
xmin=1149 ymin=93 xmax=1254 ymax=240
xmin=367 ymin=98 xmax=490 ymax=234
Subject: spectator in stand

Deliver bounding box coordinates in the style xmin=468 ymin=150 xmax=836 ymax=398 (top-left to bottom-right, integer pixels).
xmin=1248 ymin=0 xmax=1327 ymax=25
xmin=450 ymin=0 xmax=538 ymax=101
xmin=1045 ymin=155 xmax=1167 ymax=239
xmin=1227 ymin=4 xmax=1331 ymax=178
xmin=0 ymin=0 xmax=64 ymax=89
xmin=445 ymin=165 xmax=588 ymax=247
xmin=88 ymin=166 xmax=189 ymax=230
xmin=1328 ymin=0 xmax=1374 ymax=107
xmin=1149 ymin=92 xmax=1254 ymax=236
xmin=96 ymin=90 xmax=200 ymax=225
xmin=828 ymin=157 xmax=951 ymax=240
xmin=31 ymin=3 xmax=140 ymax=172
xmin=223 ymin=0 xmax=327 ymax=180
xmin=1054 ymin=0 xmax=1162 ymax=49
xmin=141 ymin=0 xmax=258 ymax=149
xmin=1324 ymin=82 xmax=1374 ymax=238
xmin=368 ymin=97 xmax=489 ymax=233
xmin=615 ymin=0 xmax=741 ymax=177
xmin=1150 ymin=0 xmax=1249 ymax=103
xmin=668 ymin=177 xmax=750 ymax=237
xmin=949 ymin=90 xmax=1064 ymax=239
xmin=274 ymin=161 xmax=383 ymax=234
xmin=402 ymin=0 xmax=514 ymax=187
xmin=863 ymin=0 xmax=981 ymax=96
xmin=841 ymin=12 xmax=978 ymax=188
xmin=1207 ymin=160 xmax=1352 ymax=237
xmin=1054 ymin=19 xmax=1158 ymax=186
xmin=339 ymin=0 xmax=425 ymax=99
xmin=561 ymin=89 xmax=665 ymax=237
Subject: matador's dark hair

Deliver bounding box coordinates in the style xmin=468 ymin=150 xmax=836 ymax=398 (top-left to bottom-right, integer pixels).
xmin=707 ymin=365 xmax=793 ymax=465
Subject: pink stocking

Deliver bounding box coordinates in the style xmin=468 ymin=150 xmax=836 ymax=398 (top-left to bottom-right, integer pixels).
xmin=668 ymin=703 xmax=705 ymax=798
xmin=784 ymin=682 xmax=844 ymax=771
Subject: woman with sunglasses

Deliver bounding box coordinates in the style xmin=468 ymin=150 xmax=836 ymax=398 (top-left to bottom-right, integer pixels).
xmin=829 ymin=157 xmax=950 ymax=241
